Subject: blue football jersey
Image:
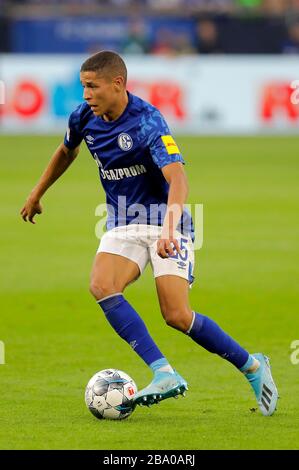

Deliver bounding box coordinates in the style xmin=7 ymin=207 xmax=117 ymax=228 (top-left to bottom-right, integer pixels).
xmin=64 ymin=92 xmax=194 ymax=240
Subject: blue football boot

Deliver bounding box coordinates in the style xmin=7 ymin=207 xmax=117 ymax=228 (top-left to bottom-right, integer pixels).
xmin=244 ymin=353 xmax=279 ymax=416
xmin=134 ymin=370 xmax=188 ymax=406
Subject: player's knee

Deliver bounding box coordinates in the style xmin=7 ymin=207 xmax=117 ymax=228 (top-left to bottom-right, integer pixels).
xmin=162 ymin=307 xmax=192 ymax=332
xmin=89 ymin=280 xmax=119 ymax=300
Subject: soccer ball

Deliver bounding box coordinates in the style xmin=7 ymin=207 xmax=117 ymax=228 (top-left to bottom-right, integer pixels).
xmin=85 ymin=369 xmax=138 ymax=420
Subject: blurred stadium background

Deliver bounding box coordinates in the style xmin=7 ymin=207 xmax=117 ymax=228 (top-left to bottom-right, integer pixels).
xmin=1 ymin=0 xmax=299 ymax=451
xmin=0 ymin=0 xmax=299 ymax=133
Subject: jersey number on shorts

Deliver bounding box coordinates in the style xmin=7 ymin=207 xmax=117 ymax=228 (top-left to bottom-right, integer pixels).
xmin=169 ymin=238 xmax=188 ymax=262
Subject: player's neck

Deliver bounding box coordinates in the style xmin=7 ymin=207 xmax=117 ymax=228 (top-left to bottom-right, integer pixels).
xmin=102 ymin=92 xmax=129 ymax=122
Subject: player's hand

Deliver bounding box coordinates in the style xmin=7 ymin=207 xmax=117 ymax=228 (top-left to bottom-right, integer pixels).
xmin=157 ymin=237 xmax=181 ymax=259
xmin=20 ymin=196 xmax=43 ymax=224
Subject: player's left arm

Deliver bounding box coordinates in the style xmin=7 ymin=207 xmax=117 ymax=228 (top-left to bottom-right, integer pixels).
xmin=158 ymin=162 xmax=189 ymax=259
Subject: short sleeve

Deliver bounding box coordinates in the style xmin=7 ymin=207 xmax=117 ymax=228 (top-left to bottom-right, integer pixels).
xmin=64 ymin=106 xmax=84 ymax=149
xmin=141 ymin=108 xmax=185 ymax=169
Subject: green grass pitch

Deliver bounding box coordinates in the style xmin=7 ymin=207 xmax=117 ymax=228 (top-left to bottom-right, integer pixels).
xmin=0 ymin=135 xmax=299 ymax=450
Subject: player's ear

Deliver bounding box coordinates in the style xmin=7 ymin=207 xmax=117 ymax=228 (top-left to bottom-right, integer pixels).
xmin=113 ymin=75 xmax=125 ymax=91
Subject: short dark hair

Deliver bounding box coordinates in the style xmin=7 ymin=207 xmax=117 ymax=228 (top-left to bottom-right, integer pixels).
xmin=80 ymin=50 xmax=127 ymax=84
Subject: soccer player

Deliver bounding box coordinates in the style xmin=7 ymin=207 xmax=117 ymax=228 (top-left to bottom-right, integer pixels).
xmin=21 ymin=51 xmax=278 ymax=416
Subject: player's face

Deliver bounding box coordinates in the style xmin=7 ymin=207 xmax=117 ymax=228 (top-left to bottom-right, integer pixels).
xmin=80 ymin=71 xmax=121 ymax=117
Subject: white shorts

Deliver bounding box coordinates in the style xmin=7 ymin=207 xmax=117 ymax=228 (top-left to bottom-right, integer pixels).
xmin=97 ymin=224 xmax=195 ymax=285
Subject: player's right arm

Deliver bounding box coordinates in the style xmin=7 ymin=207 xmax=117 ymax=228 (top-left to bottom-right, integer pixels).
xmin=20 ymin=143 xmax=80 ymax=224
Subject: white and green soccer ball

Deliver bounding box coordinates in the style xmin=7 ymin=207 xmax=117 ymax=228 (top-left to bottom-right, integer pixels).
xmin=85 ymin=369 xmax=138 ymax=420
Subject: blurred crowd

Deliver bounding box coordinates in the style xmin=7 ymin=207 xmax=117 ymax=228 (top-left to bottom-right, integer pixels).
xmin=1 ymin=0 xmax=299 ymax=54
xmin=2 ymin=0 xmax=299 ymax=15
xmin=124 ymin=16 xmax=299 ymax=54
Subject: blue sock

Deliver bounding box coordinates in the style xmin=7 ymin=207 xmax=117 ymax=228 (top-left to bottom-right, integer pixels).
xmin=187 ymin=312 xmax=250 ymax=369
xmin=97 ymin=293 xmax=165 ymax=367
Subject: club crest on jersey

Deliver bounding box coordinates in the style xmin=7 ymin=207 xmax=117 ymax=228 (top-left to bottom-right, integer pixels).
xmin=118 ymin=133 xmax=133 ymax=151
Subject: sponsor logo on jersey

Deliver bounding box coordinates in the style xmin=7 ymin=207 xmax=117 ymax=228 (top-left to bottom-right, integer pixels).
xmin=161 ymin=135 xmax=180 ymax=155
xmin=118 ymin=133 xmax=133 ymax=151
xmin=100 ymin=164 xmax=147 ymax=181
xmin=93 ymin=152 xmax=103 ymax=168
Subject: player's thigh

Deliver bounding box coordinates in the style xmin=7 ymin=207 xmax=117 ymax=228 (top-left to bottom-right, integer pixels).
xmin=149 ymin=232 xmax=195 ymax=329
xmin=155 ymin=275 xmax=193 ymax=331
xmin=90 ymin=252 xmax=140 ymax=299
